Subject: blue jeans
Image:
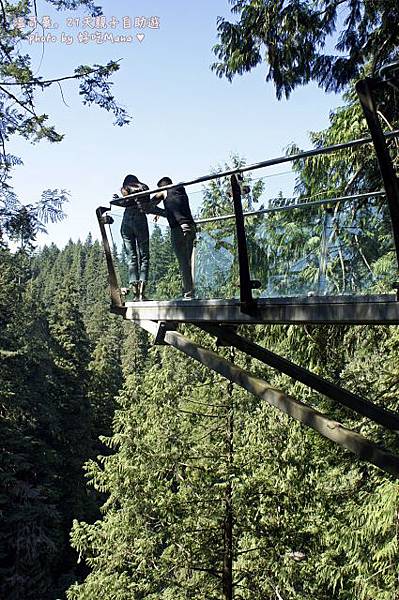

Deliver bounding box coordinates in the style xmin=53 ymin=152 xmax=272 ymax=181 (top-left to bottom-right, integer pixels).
xmin=121 ymin=210 xmax=149 ymax=283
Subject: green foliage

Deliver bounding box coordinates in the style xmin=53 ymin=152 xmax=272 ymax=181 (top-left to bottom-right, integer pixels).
xmin=1 ymin=235 xmax=126 ymax=598
xmin=0 ymin=251 xmax=64 ymax=599
xmin=148 ymin=225 xmax=180 ymax=300
xmin=67 ymin=111 xmax=399 ymax=600
xmin=285 ymin=88 xmax=398 ymax=295
xmin=0 ymin=187 xmax=69 ymax=251
xmin=68 ymin=319 xmax=399 ymax=599
xmin=0 ymin=0 xmax=129 ymax=248
xmin=195 ymin=155 xmax=266 ymax=299
xmin=68 ymin=344 xmax=232 ymax=599
xmin=213 ymin=0 xmax=399 ymax=98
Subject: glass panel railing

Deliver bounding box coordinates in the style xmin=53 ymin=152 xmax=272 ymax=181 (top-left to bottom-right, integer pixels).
xmin=104 ymin=191 xmax=397 ymax=303
xmin=108 ymin=207 xmax=181 ymax=301
xmin=194 ymin=218 xmax=238 ymax=300
xmin=247 ymin=195 xmax=397 ymax=297
xmin=148 ymin=221 xmax=181 ymax=301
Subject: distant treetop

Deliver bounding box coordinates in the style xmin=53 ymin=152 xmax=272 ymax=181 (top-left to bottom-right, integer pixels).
xmin=213 ymin=0 xmax=399 ymax=98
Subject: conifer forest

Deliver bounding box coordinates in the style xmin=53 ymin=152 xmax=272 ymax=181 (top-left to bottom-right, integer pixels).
xmin=1 ymin=1 xmax=399 ymax=599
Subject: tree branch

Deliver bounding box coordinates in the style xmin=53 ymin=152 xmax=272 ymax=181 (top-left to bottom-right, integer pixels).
xmin=0 ymin=0 xmax=6 ymax=25
xmin=57 ymin=81 xmax=69 ymax=107
xmin=185 ymin=398 xmax=229 ymax=409
xmin=188 ymin=565 xmax=222 ymax=578
xmin=0 ymin=128 xmax=8 ymax=168
xmin=0 ymin=62 xmax=121 ymax=87
xmin=314 ymin=0 xmax=348 ymax=18
xmin=343 ymin=166 xmax=363 ymax=195
xmin=175 ymin=407 xmax=224 ymax=418
xmin=0 ymin=39 xmax=13 ymax=63
xmin=0 ymin=84 xmax=37 ymax=119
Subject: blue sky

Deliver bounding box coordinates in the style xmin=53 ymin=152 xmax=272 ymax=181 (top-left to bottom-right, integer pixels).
xmin=10 ymin=0 xmax=343 ymax=247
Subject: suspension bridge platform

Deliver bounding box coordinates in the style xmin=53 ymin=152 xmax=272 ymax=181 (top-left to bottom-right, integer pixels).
xmin=122 ymin=293 xmax=399 ymax=325
xmin=98 ymin=67 xmax=399 ymax=477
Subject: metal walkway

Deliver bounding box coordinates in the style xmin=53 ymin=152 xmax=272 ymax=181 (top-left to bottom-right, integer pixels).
xmin=98 ymin=67 xmax=399 ymax=478
xmin=124 ymin=294 xmax=399 ymax=325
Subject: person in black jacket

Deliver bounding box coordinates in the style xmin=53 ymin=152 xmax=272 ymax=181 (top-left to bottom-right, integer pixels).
xmin=150 ymin=176 xmax=196 ymax=299
xmin=111 ymin=174 xmax=150 ymax=301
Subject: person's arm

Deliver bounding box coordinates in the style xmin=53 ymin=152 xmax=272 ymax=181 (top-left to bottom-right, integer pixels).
xmin=111 ymin=187 xmax=137 ymax=208
xmin=111 ymin=184 xmax=148 ymax=208
xmin=141 ymin=190 xmax=167 ymax=215
xmin=149 ymin=205 xmax=167 ymax=217
xmin=111 ymin=193 xmax=130 ymax=208
xmin=152 ymin=190 xmax=166 ymax=204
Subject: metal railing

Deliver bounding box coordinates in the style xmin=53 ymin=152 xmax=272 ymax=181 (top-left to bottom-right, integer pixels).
xmin=109 ymin=130 xmax=399 ymax=203
xmin=98 ymin=74 xmax=399 ymax=314
xmin=195 ymin=190 xmax=387 ymax=225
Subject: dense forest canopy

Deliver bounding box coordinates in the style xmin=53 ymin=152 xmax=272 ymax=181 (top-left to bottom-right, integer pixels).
xmin=2 ymin=140 xmax=399 ymax=598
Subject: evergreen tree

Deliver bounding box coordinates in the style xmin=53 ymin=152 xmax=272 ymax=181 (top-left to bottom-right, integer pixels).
xmin=67 ymin=128 xmax=399 ymax=600
xmin=0 ymin=252 xmax=64 ymax=599
xmin=47 ymin=278 xmax=94 ymax=589
xmin=87 ymin=320 xmax=122 ymax=445
xmin=148 ymin=224 xmax=178 ymax=299
xmin=213 ymin=0 xmax=399 ymax=98
xmin=68 ymin=341 xmax=237 ymax=599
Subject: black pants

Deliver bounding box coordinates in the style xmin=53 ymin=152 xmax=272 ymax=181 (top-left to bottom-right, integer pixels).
xmin=121 ymin=211 xmax=149 ymax=283
xmin=171 ymin=225 xmax=196 ymax=295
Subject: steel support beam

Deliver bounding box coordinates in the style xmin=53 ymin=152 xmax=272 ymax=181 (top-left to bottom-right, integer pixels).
xmin=230 ymin=174 xmax=258 ymax=312
xmin=356 ymin=78 xmax=399 ymax=268
xmin=198 ymin=323 xmax=399 ymax=431
xmin=96 ymin=207 xmax=125 ymax=314
xmin=137 ymin=320 xmax=399 ymax=478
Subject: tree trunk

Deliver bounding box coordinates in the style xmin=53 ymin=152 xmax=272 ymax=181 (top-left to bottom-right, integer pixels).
xmin=223 ymin=375 xmax=234 ymax=600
